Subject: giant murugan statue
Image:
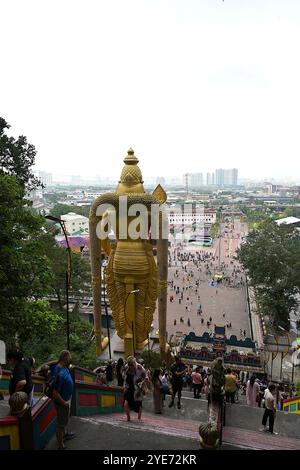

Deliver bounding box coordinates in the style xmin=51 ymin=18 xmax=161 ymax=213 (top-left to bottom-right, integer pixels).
xmin=89 ymin=149 xmax=168 ymax=359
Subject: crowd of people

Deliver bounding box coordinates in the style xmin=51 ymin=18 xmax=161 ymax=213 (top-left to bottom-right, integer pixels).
xmin=2 ymin=347 xmax=299 ymax=448
xmin=164 ymin=238 xmax=249 ymax=339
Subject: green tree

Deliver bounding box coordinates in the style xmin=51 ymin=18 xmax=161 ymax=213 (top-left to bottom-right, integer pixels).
xmin=0 ymin=176 xmax=52 ymax=343
xmin=281 ymin=206 xmax=300 ymax=219
xmin=140 ymin=350 xmax=162 ymax=369
xmin=0 ymin=119 xmax=95 ymax=367
xmin=0 ymin=117 xmax=42 ymax=191
xmin=50 ymin=203 xmax=90 ymax=219
xmin=237 ymin=219 xmax=300 ymax=330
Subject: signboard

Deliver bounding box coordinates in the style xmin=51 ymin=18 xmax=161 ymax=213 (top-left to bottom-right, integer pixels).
xmin=0 ymin=340 xmax=6 ymax=364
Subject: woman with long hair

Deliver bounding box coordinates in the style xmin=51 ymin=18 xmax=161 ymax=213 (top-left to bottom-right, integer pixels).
xmin=246 ymin=374 xmax=260 ymax=407
xmin=123 ymin=357 xmax=146 ymax=421
xmin=152 ymin=368 xmax=163 ymax=414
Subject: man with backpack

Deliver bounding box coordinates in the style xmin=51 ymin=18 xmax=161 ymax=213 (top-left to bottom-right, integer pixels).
xmin=50 ymin=350 xmax=75 ymax=450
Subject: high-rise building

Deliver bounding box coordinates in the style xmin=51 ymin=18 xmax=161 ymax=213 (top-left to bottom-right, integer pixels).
xmin=190 ymin=173 xmax=203 ymax=187
xmin=206 ymin=173 xmax=211 ymax=186
xmin=39 ymin=171 xmax=53 ymax=187
xmin=215 ymin=168 xmax=238 ymax=186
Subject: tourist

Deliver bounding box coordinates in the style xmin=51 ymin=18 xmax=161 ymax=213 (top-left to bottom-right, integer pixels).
xmin=224 ymin=368 xmax=238 ymax=404
xmin=192 ymin=367 xmax=202 ymax=399
xmin=116 ymin=358 xmax=124 ymax=387
xmin=106 ymin=360 xmax=114 ymax=383
xmin=260 ymin=383 xmax=278 ymax=435
xmin=52 ymin=350 xmax=75 ymax=450
xmin=246 ymin=375 xmax=260 ymax=407
xmin=7 ymin=348 xmax=33 ymax=407
xmin=161 ymin=370 xmax=170 ymax=404
xmin=123 ymin=356 xmax=146 ymax=422
xmin=169 ymin=356 xmax=186 ymax=409
xmin=152 ymin=369 xmax=163 ymax=414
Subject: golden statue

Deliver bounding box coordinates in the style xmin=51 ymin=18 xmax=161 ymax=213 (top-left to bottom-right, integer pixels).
xmin=89 ymin=149 xmax=168 ymax=358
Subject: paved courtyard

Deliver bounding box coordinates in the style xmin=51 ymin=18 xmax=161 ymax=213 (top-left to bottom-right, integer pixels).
xmin=152 ymin=219 xmax=251 ymax=343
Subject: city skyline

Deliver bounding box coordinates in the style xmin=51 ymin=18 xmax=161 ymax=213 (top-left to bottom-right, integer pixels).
xmin=1 ymin=1 xmax=300 ymax=180
xmin=36 ymin=168 xmax=300 ymax=186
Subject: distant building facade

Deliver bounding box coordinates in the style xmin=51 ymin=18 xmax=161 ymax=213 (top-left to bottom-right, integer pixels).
xmin=168 ymin=207 xmax=216 ymax=226
xmin=61 ymin=212 xmax=89 ymax=235
xmin=215 ymin=168 xmax=238 ymax=186
xmin=190 ymin=173 xmax=203 ymax=187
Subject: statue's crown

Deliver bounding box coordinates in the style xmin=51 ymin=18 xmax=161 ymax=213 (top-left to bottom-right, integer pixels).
xmin=118 ymin=148 xmax=144 ymax=192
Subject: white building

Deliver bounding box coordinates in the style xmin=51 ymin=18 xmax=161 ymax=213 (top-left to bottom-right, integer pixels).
xmin=61 ymin=212 xmax=89 ymax=235
xmin=168 ymin=207 xmax=216 ymax=226
xmin=275 ymin=216 xmax=300 ymax=227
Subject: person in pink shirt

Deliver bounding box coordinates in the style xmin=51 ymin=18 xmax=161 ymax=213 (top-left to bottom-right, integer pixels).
xmin=191 ymin=367 xmax=202 ymax=399
xmin=246 ymin=375 xmax=260 ymax=407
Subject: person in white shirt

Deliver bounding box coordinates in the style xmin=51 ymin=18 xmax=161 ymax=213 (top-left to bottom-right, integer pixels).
xmin=260 ymin=383 xmax=278 ymax=435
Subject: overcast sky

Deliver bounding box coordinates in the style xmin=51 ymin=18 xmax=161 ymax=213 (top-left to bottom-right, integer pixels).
xmin=1 ymin=0 xmax=300 ymax=181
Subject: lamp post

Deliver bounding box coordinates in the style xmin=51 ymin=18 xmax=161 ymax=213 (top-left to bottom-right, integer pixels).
xmin=102 ymin=267 xmax=111 ymax=361
xmin=46 ymin=215 xmax=72 ymax=351
xmin=124 ymin=289 xmax=140 ymax=356
xmin=217 ymin=223 xmax=222 ymax=270
xmin=144 ymin=306 xmax=151 ymax=365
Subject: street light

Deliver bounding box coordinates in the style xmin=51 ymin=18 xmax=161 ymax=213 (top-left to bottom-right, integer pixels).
xmin=45 ymin=215 xmax=72 ymax=351
xmin=124 ymin=289 xmax=140 ymax=356
xmin=218 ymin=226 xmax=222 ymax=269
xmin=102 ymin=267 xmax=111 ymax=361
xmin=144 ymin=306 xmax=151 ymax=365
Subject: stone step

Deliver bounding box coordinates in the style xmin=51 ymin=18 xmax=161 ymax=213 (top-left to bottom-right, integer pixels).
xmin=45 ymin=411 xmax=300 ymax=450
xmin=143 ymin=394 xmax=300 ymax=439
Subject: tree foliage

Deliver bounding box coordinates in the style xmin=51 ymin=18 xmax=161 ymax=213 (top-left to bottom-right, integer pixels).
xmin=50 ymin=203 xmax=90 ymax=219
xmin=0 ymin=176 xmax=51 ymax=343
xmin=237 ymin=219 xmax=300 ymax=330
xmin=0 ymin=117 xmax=94 ymax=368
xmin=0 ymin=117 xmax=42 ymax=191
xmin=140 ymin=350 xmax=162 ymax=369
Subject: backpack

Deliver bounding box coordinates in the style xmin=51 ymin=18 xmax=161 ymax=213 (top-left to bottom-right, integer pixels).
xmin=44 ymin=373 xmax=57 ymax=399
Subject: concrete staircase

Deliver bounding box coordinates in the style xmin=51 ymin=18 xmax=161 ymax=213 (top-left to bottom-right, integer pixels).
xmin=45 ymin=394 xmax=300 ymax=450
